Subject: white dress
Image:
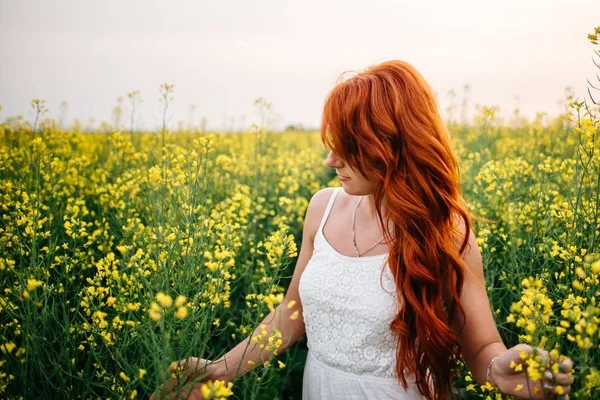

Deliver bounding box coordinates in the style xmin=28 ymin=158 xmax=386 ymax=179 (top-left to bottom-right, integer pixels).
xmin=298 ymin=187 xmax=426 ymax=399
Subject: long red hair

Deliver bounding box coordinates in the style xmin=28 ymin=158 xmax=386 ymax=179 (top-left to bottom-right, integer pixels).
xmin=321 ymin=60 xmax=477 ymax=399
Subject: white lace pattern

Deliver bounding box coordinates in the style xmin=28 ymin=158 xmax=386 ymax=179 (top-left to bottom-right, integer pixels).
xmin=298 ymin=187 xmax=409 ymax=381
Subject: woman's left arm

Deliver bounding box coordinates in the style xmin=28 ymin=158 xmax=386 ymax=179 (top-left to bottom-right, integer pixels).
xmin=446 ymin=218 xmax=575 ymax=399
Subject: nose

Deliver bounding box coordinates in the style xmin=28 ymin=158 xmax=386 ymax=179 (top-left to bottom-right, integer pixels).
xmin=325 ymin=150 xmax=344 ymax=169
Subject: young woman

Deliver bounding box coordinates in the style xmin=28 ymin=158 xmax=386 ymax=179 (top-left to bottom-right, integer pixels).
xmin=151 ymin=60 xmax=575 ymax=400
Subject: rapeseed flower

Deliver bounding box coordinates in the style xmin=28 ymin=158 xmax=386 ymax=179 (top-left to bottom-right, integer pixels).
xmin=156 ymin=292 xmax=173 ymax=308
xmin=200 ymin=380 xmax=234 ymax=399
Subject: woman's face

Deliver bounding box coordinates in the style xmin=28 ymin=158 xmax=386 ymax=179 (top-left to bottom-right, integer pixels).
xmin=324 ymin=149 xmax=376 ymax=196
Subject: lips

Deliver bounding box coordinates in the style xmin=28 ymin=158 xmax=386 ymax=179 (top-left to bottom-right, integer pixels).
xmin=337 ymin=174 xmax=350 ymax=179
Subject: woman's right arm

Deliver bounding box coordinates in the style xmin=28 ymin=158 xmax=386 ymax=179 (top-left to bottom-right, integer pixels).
xmin=209 ymin=188 xmax=332 ymax=383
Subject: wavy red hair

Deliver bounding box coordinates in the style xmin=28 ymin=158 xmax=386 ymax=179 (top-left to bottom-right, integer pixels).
xmin=321 ymin=60 xmax=480 ymax=399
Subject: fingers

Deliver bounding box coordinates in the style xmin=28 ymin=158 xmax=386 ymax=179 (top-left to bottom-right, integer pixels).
xmin=544 ymin=354 xmax=575 ymax=389
xmin=552 ymin=371 xmax=575 ymax=387
xmin=541 ymin=369 xmax=575 ymax=397
xmin=516 ymin=345 xmax=575 ymax=376
xmin=540 ymin=369 xmax=574 ymax=399
xmin=513 ymin=345 xmax=575 ymax=400
xmin=513 ymin=344 xmax=555 ymax=363
xmin=512 ymin=345 xmax=574 ymax=373
xmin=558 ymin=357 xmax=574 ymax=373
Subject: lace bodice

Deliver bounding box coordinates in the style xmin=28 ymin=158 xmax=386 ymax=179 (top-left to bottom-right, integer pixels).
xmin=298 ymin=187 xmax=406 ymax=380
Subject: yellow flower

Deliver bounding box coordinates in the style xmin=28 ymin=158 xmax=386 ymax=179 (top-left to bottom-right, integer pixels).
xmin=278 ymin=360 xmax=285 ymax=369
xmin=591 ymin=259 xmax=600 ymax=274
xmin=201 ymin=385 xmax=211 ymax=398
xmin=120 ymin=371 xmax=130 ymax=382
xmin=1 ymin=343 xmax=16 ymax=354
xmin=149 ymin=311 xmax=161 ymax=322
xmin=510 ymin=360 xmax=523 ymax=372
xmin=554 ymin=385 xmax=564 ymax=395
xmin=175 ymin=306 xmax=188 ymax=319
xmin=27 ymin=279 xmax=44 ymax=291
xmin=139 ymin=369 xmax=147 ymax=378
xmin=572 ymin=280 xmax=584 ymax=291
xmin=200 ymin=380 xmax=234 ymax=399
xmin=175 ymin=295 xmax=187 ymax=307
xmin=149 ymin=166 xmax=161 ymax=182
xmin=156 ymin=292 xmax=173 ymax=308
xmin=149 ymin=302 xmax=162 ymax=322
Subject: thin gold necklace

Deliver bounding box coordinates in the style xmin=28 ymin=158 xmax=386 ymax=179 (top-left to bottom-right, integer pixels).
xmin=351 ymin=196 xmax=394 ymax=257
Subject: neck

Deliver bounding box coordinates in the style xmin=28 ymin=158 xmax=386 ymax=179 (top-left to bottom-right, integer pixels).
xmin=359 ymin=193 xmax=394 ymax=239
xmin=362 ymin=193 xmax=389 ymax=221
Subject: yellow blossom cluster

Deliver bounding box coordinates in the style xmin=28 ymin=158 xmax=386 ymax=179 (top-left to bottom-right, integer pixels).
xmin=250 ymin=324 xmax=284 ymax=357
xmin=149 ymin=293 xmax=188 ymax=322
xmin=507 ymin=277 xmax=554 ymax=344
xmin=559 ymin=294 xmax=599 ymax=350
xmin=261 ymin=225 xmax=299 ymax=269
xmin=588 ymin=26 xmax=600 ymax=45
xmin=200 ymin=379 xmax=234 ymax=399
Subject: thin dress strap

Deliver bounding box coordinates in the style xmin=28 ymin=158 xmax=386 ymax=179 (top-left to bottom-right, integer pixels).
xmin=317 ymin=187 xmax=342 ymax=235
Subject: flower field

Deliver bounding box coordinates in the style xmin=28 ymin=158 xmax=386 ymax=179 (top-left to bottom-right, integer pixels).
xmin=0 ymin=103 xmax=599 ymax=399
xmin=1 ymin=30 xmax=600 ymax=400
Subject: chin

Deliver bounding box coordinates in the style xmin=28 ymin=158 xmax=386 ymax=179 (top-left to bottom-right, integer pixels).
xmin=347 ymin=186 xmax=375 ymax=196
xmin=340 ymin=186 xmax=364 ymax=196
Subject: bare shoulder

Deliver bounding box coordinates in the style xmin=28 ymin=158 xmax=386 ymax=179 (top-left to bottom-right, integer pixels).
xmin=303 ymin=187 xmax=338 ymax=243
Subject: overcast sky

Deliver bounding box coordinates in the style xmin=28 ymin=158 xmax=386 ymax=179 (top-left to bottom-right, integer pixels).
xmin=1 ymin=0 xmax=599 ymax=131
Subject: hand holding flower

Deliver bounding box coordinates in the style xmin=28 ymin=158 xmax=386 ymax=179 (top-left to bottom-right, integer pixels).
xmin=489 ymin=344 xmax=575 ymax=399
